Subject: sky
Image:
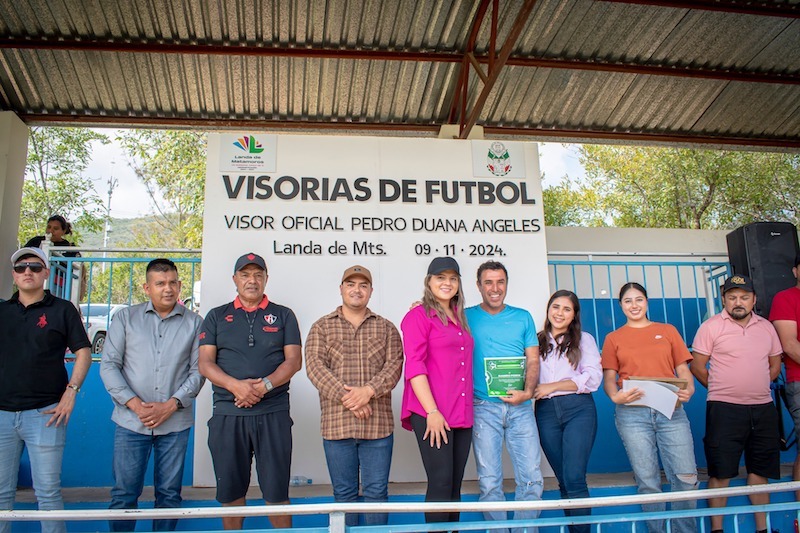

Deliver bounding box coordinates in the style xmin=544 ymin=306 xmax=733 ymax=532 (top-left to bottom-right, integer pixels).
xmin=83 ymin=130 xmax=154 ymax=219
xmin=82 ymin=129 xmax=585 ymax=220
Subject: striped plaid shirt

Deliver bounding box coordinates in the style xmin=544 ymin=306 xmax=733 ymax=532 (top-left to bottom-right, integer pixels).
xmin=305 ymin=307 xmax=403 ymax=440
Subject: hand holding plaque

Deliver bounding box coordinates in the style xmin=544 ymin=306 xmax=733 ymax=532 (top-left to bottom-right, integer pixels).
xmin=484 ymin=356 xmax=526 ymax=397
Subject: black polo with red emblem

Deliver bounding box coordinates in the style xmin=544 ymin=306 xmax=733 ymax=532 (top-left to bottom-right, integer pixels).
xmin=200 ymin=295 xmax=301 ymax=415
xmin=0 ymin=291 xmax=90 ymax=411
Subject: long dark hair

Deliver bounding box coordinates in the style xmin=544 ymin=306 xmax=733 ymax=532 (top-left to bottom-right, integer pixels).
xmin=537 ymin=290 xmax=583 ymax=369
xmin=48 ymin=214 xmax=72 ymax=235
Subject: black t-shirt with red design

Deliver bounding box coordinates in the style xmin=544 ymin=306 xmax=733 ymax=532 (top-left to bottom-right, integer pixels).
xmin=0 ymin=291 xmax=90 ymax=410
xmin=200 ymin=295 xmax=301 ymax=416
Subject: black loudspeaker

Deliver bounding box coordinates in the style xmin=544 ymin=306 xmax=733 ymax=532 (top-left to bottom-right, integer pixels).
xmin=726 ymin=222 xmax=800 ymax=318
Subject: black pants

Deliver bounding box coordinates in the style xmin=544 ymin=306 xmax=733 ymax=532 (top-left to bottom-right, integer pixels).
xmin=410 ymin=413 xmax=473 ymax=525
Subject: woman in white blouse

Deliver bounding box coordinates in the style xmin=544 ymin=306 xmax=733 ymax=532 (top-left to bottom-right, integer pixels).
xmin=534 ymin=290 xmax=603 ymax=533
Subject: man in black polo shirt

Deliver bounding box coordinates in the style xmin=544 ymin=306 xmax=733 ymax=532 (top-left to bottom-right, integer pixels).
xmin=199 ymin=252 xmax=302 ymax=531
xmin=0 ymin=247 xmax=91 ymax=533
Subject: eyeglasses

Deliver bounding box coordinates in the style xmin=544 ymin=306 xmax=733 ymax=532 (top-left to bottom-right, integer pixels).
xmin=13 ymin=262 xmax=45 ymax=274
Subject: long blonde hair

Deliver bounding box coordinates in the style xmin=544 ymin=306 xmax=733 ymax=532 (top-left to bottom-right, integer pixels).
xmin=422 ymin=273 xmax=470 ymax=333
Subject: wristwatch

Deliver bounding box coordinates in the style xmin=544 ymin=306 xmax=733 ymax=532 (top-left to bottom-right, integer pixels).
xmin=67 ymin=384 xmax=80 ymax=393
xmin=173 ymin=397 xmax=184 ymax=410
xmin=262 ymin=377 xmax=274 ymax=393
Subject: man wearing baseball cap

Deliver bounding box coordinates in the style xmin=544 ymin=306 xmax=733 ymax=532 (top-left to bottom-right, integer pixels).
xmin=0 ymin=248 xmax=91 ymax=533
xmin=770 ymin=254 xmax=800 ymax=496
xmin=305 ymin=265 xmax=403 ymax=526
xmin=198 ymin=253 xmax=302 ymax=530
xmin=691 ymin=274 xmax=783 ymax=533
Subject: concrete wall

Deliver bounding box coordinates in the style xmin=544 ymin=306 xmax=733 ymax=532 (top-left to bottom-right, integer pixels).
xmin=0 ymin=112 xmax=27 ymax=296
xmin=547 ymin=226 xmax=730 ymax=256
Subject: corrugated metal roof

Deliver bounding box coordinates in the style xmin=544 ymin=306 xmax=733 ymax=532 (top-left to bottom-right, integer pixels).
xmin=0 ymin=0 xmax=798 ymax=148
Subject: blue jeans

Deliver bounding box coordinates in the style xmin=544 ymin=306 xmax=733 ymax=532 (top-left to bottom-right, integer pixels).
xmin=109 ymin=425 xmax=190 ymax=532
xmin=535 ymin=394 xmax=597 ymax=533
xmin=322 ymin=435 xmax=393 ymax=526
xmin=473 ymin=400 xmax=544 ymax=533
xmin=615 ymin=405 xmax=698 ymax=533
xmin=0 ymin=404 xmax=67 ymax=533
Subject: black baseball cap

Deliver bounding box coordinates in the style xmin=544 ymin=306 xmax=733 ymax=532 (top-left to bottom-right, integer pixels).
xmin=722 ymin=274 xmax=755 ymax=294
xmin=427 ymin=256 xmax=460 ymax=276
xmin=234 ymin=252 xmax=267 ymax=273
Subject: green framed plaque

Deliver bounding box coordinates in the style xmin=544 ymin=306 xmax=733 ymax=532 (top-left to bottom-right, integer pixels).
xmin=484 ymin=356 xmax=526 ymax=397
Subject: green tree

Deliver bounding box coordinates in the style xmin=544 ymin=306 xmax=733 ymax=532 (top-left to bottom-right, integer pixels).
xmin=118 ymin=130 xmax=207 ymax=248
xmin=542 ymin=178 xmax=606 ymax=227
xmin=543 ymin=146 xmax=800 ymax=230
xmin=20 ymin=127 xmax=109 ymax=243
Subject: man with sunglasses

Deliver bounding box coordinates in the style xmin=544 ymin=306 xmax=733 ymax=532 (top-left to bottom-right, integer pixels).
xmin=0 ymin=247 xmax=91 ymax=533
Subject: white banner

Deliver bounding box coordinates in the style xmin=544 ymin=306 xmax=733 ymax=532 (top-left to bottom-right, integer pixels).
xmin=195 ymin=134 xmax=549 ymax=486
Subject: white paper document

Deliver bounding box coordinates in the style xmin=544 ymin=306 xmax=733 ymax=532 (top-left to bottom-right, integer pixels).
xmin=622 ymin=379 xmax=680 ymax=419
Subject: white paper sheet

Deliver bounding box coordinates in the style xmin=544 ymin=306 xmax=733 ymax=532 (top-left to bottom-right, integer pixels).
xmin=622 ymin=379 xmax=680 ymax=419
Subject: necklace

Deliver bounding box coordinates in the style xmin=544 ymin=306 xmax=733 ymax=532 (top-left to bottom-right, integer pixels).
xmin=244 ymin=310 xmax=256 ymax=347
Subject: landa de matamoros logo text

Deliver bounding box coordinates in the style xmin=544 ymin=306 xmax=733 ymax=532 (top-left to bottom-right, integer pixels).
xmin=233 ymin=135 xmax=264 ymax=154
xmin=487 ymin=142 xmax=512 ymax=177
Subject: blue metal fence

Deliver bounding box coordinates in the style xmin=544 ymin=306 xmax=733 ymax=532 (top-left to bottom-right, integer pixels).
xmin=46 ymin=250 xmax=201 ymax=357
xmin=47 ymin=251 xmax=729 ymax=350
xmin=548 ymin=258 xmax=730 ymax=347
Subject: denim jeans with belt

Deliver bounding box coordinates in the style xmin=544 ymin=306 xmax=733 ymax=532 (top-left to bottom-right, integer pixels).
xmin=0 ymin=404 xmax=67 ymax=533
xmin=322 ymin=434 xmax=393 ymax=526
xmin=535 ymin=393 xmax=597 ymax=533
xmin=473 ymin=399 xmax=544 ymax=533
xmin=615 ymin=404 xmax=698 ymax=533
xmin=109 ymin=425 xmax=190 ymax=532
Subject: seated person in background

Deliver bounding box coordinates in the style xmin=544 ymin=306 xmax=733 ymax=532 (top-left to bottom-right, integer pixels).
xmin=25 ymin=215 xmax=82 ymax=297
xmin=25 ymin=215 xmax=80 ymax=257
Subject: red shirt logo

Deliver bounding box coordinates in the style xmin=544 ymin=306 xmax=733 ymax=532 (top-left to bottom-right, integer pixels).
xmin=225 ymin=314 xmax=234 ymax=322
xmin=36 ymin=313 xmax=47 ymax=329
xmin=265 ymin=314 xmax=277 ymax=325
xmin=199 ymin=332 xmax=206 ymax=340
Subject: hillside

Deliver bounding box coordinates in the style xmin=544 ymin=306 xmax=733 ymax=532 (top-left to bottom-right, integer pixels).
xmin=76 ymin=216 xmax=155 ymax=248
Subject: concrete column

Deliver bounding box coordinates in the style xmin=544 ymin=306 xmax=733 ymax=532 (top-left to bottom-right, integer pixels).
xmin=0 ymin=112 xmax=28 ymax=297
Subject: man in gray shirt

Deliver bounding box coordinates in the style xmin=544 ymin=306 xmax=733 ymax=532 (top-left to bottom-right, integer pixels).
xmin=100 ymin=258 xmax=204 ymax=532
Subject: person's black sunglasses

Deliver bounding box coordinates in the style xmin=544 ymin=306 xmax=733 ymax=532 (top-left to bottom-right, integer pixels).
xmin=13 ymin=262 xmax=45 ymax=274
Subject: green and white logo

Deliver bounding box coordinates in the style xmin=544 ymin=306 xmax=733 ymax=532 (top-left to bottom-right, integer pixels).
xmin=486 ymin=142 xmax=512 ymax=176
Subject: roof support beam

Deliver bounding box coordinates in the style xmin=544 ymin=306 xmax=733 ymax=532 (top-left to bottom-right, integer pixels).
xmin=1 ymin=38 xmax=797 ymax=85
xmin=18 ymin=113 xmax=800 ymax=149
xmin=459 ymin=0 xmax=538 ymax=139
xmin=598 ymin=0 xmax=800 ymax=18
xmin=447 ymin=0 xmax=492 ymax=124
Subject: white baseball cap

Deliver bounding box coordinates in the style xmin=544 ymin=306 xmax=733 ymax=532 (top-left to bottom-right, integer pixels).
xmin=10 ymin=247 xmax=48 ymax=266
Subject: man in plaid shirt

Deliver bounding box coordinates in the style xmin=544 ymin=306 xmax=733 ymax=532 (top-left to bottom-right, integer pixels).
xmin=305 ymin=265 xmax=403 ymax=526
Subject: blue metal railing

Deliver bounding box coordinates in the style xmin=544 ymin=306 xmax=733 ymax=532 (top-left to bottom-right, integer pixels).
xmin=47 ymin=252 xmax=730 ymax=352
xmin=548 ymin=258 xmax=730 ymax=347
xmin=46 ymin=251 xmax=201 ymax=358
xmin=47 ymin=254 xmax=201 ymax=304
